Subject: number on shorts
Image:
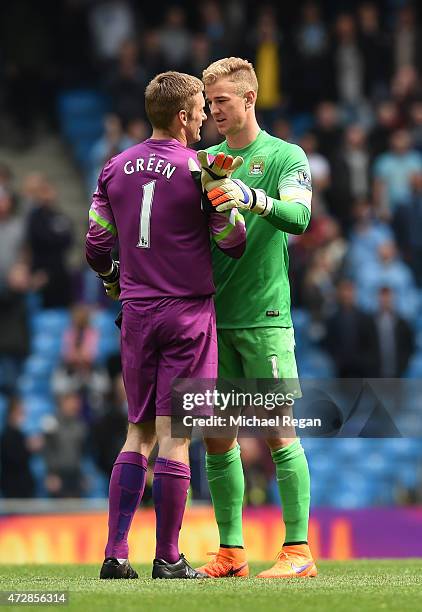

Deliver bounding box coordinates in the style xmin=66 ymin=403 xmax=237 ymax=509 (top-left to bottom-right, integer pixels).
xmin=269 ymin=355 xmax=279 ymax=379
xmin=137 ymin=180 xmax=156 ymax=248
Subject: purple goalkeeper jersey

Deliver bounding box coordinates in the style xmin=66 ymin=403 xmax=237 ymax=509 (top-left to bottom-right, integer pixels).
xmin=86 ymin=138 xmax=246 ymax=300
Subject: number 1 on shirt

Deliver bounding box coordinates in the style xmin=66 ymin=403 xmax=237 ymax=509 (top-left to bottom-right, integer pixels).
xmin=137 ymin=180 xmax=156 ymax=248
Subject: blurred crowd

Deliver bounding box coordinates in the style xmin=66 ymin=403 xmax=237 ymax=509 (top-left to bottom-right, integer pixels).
xmin=1 ymin=0 xmax=422 ymax=502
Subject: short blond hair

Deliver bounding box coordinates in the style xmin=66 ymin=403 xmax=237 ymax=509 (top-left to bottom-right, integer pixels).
xmin=145 ymin=71 xmax=204 ymax=130
xmin=202 ymin=57 xmax=258 ymax=96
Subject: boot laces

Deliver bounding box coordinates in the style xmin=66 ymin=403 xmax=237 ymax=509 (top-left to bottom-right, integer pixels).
xmin=275 ymin=550 xmax=290 ymax=563
xmin=204 ymin=551 xmax=232 ymax=573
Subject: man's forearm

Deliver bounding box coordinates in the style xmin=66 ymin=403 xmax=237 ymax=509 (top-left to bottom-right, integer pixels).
xmin=85 ymin=241 xmax=113 ymax=274
xmin=209 ymin=209 xmax=246 ymax=258
xmin=263 ymin=200 xmax=311 ymax=234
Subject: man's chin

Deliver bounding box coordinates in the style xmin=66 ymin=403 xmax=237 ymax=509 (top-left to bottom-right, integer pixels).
xmin=188 ymin=133 xmax=201 ymax=145
xmin=216 ymin=124 xmax=229 ymax=135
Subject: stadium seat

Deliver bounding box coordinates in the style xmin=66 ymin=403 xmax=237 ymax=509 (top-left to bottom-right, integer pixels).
xmin=332 ymin=473 xmax=376 ymax=508
xmin=299 ymin=349 xmax=335 ymax=378
xmin=0 ymin=394 xmax=8 ymax=431
xmin=30 ymin=455 xmax=47 ymax=497
xmin=32 ymin=333 xmax=63 ymax=359
xmin=334 ymin=438 xmax=374 ymax=458
xmin=31 ymin=309 xmax=70 ymax=335
xmin=404 ymin=353 xmax=422 ymax=378
xmin=291 ymin=113 xmax=314 ymax=138
xmin=308 ymin=454 xmax=337 ymax=478
xmin=92 ymin=309 xmax=116 ymax=331
xmin=22 ymin=355 xmax=54 ymax=379
xmin=415 ymin=309 xmax=422 ymax=331
xmin=22 ymin=395 xmax=56 ymax=435
xmin=310 ymin=481 xmax=335 ymax=507
xmin=291 ymin=308 xmax=311 ymax=350
xmin=291 ymin=308 xmax=309 ymax=330
xmin=62 ymin=116 xmax=104 ymax=143
xmin=81 ymin=458 xmax=109 ymax=498
xmin=58 ymin=90 xmax=109 ymax=119
xmin=92 ymin=310 xmax=119 ymax=361
xmin=332 ymin=489 xmax=373 ymax=509
xmin=19 ymin=374 xmax=50 ymax=396
xmin=75 ymin=139 xmax=101 ymax=167
xmin=57 ymin=89 xmax=110 ymax=170
xmin=355 ymin=451 xmax=393 ymax=478
xmin=384 ymin=438 xmax=422 ymax=460
xmin=394 ymin=412 xmax=422 ymax=438
xmin=396 ymin=462 xmax=421 ymax=490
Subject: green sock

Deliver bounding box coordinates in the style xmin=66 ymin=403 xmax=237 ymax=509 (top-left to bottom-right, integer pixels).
xmin=206 ymin=444 xmax=244 ymax=547
xmin=271 ymin=439 xmax=310 ymax=544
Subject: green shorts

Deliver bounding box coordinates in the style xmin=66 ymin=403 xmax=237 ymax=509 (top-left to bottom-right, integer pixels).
xmin=217 ymin=327 xmax=301 ymax=397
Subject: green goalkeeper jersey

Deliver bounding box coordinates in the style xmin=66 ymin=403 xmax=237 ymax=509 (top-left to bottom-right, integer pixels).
xmin=208 ymin=130 xmax=312 ymax=329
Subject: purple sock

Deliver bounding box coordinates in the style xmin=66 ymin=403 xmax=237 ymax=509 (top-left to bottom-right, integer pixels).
xmin=105 ymin=451 xmax=147 ymax=559
xmin=153 ymin=457 xmax=190 ymax=563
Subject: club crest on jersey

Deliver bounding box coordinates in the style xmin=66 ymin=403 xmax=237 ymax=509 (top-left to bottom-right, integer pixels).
xmin=248 ymin=157 xmax=266 ymax=176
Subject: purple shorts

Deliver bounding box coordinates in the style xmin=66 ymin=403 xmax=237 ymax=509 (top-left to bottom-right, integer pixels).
xmin=121 ymin=296 xmax=217 ymax=423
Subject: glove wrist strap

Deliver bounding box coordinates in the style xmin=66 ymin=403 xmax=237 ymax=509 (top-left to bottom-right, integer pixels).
xmin=250 ymin=189 xmax=273 ymax=216
xmin=99 ymin=261 xmax=119 ymax=282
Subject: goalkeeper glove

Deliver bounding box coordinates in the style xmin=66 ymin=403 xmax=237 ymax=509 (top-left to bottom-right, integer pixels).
xmin=197 ymin=151 xmax=243 ymax=190
xmin=98 ymin=260 xmax=120 ymax=300
xmin=206 ymin=177 xmax=273 ymax=216
xmin=188 ymin=152 xmax=244 ymax=214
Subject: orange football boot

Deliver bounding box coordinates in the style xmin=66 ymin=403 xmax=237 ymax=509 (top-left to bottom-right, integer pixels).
xmin=256 ymin=544 xmax=317 ymax=578
xmin=196 ymin=547 xmax=249 ymax=578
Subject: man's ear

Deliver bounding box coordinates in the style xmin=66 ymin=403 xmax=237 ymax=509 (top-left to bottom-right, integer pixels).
xmin=178 ymin=109 xmax=188 ymax=126
xmin=244 ymin=90 xmax=256 ymax=109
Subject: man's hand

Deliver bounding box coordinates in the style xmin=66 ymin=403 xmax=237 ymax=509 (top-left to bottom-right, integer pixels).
xmin=206 ymin=177 xmax=273 ymax=216
xmin=98 ymin=260 xmax=120 ymax=300
xmin=197 ymin=151 xmax=243 ymax=191
xmin=189 ymin=153 xmax=243 ymax=213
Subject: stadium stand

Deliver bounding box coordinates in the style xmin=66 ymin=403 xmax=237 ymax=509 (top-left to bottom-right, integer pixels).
xmin=0 ymin=0 xmax=422 ymax=509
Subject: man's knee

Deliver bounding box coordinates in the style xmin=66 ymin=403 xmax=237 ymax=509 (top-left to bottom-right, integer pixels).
xmin=156 ymin=416 xmax=190 ymax=462
xmin=204 ymin=437 xmax=237 ymax=454
xmin=265 ymin=436 xmax=297 ymax=451
xmin=124 ymin=420 xmax=156 ymax=455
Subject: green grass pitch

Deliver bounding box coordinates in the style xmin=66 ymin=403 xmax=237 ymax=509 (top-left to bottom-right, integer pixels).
xmin=1 ymin=561 xmax=421 ymax=612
